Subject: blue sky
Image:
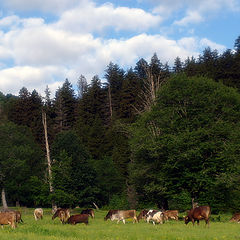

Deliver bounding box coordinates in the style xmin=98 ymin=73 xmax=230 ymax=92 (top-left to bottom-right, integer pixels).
xmin=0 ymin=0 xmax=240 ymax=96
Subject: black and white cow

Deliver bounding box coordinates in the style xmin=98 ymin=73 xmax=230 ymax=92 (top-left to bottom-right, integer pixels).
xmin=146 ymin=210 xmax=164 ymax=225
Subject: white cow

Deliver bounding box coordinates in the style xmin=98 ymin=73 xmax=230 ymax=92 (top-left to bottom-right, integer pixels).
xmin=34 ymin=208 xmax=43 ymax=221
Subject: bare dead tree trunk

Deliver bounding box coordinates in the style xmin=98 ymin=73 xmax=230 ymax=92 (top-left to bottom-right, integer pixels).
xmin=1 ymin=188 xmax=8 ymax=209
xmin=42 ymin=111 xmax=57 ymax=211
xmin=93 ymin=202 xmax=99 ymax=211
xmin=192 ymin=198 xmax=198 ymax=209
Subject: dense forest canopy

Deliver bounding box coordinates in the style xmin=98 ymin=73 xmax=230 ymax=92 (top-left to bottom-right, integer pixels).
xmin=1 ymin=36 xmax=240 ymax=212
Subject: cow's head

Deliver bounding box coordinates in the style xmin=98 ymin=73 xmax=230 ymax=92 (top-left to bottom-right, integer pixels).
xmin=104 ymin=211 xmax=112 ymax=221
xmin=184 ymin=216 xmax=190 ymax=225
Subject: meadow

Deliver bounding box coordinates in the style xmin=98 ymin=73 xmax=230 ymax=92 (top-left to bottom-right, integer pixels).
xmin=0 ymin=208 xmax=239 ymax=240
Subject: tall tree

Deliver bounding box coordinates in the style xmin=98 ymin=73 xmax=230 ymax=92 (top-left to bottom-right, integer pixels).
xmin=51 ymin=130 xmax=99 ymax=207
xmin=0 ymin=122 xmax=45 ymax=207
xmin=173 ymin=56 xmax=183 ymax=73
xmin=77 ymin=75 xmax=88 ymax=99
xmin=54 ymin=79 xmax=77 ymax=133
xmin=130 ymin=74 xmax=240 ymax=211
xmin=105 ymin=62 xmax=125 ymax=119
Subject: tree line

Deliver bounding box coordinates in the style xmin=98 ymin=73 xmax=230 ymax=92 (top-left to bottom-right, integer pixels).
xmin=1 ymin=36 xmax=240 ymax=212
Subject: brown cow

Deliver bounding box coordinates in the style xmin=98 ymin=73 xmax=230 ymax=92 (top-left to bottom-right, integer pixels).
xmin=230 ymin=213 xmax=240 ymax=222
xmin=137 ymin=209 xmax=149 ymax=221
xmin=34 ymin=208 xmax=43 ymax=221
xmin=0 ymin=209 xmax=23 ymax=223
xmin=67 ymin=214 xmax=89 ymax=225
xmin=163 ymin=210 xmax=179 ymax=221
xmin=52 ymin=208 xmax=70 ymax=224
xmin=104 ymin=210 xmax=138 ymax=224
xmin=0 ymin=212 xmax=16 ymax=229
xmin=184 ymin=206 xmax=211 ymax=227
xmin=81 ymin=209 xmax=95 ymax=218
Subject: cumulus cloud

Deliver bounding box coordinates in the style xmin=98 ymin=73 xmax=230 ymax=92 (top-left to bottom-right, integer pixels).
xmin=174 ymin=10 xmax=203 ymax=26
xmin=0 ymin=66 xmax=67 ymax=96
xmin=151 ymin=0 xmax=240 ymax=26
xmin=54 ymin=2 xmax=162 ymax=33
xmin=1 ymin=0 xmax=84 ymax=14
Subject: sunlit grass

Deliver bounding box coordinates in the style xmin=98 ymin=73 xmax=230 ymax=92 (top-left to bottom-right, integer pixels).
xmin=0 ymin=208 xmax=239 ymax=240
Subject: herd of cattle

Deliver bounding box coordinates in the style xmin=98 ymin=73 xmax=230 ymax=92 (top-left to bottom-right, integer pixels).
xmin=0 ymin=205 xmax=240 ymax=229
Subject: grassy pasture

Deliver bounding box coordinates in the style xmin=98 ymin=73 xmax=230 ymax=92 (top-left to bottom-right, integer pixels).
xmin=0 ymin=208 xmax=239 ymax=240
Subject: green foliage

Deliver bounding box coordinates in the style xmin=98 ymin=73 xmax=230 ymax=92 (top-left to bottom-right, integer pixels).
xmin=130 ymin=74 xmax=240 ymax=210
xmin=91 ymin=156 xmax=124 ymax=205
xmin=0 ymin=121 xmax=45 ymax=206
xmin=51 ymin=130 xmax=100 ymax=207
xmin=107 ymin=194 xmax=129 ymax=209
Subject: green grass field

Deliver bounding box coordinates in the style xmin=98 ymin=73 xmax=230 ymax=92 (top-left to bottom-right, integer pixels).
xmin=0 ymin=208 xmax=239 ymax=240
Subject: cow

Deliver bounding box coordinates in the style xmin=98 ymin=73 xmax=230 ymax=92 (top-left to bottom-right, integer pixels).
xmin=0 ymin=212 xmax=16 ymax=229
xmin=146 ymin=210 xmax=164 ymax=225
xmin=52 ymin=208 xmax=70 ymax=224
xmin=67 ymin=214 xmax=89 ymax=225
xmin=163 ymin=210 xmax=179 ymax=221
xmin=184 ymin=205 xmax=211 ymax=227
xmin=34 ymin=208 xmax=43 ymax=221
xmin=230 ymin=213 xmax=240 ymax=223
xmin=0 ymin=209 xmax=23 ymax=223
xmin=104 ymin=210 xmax=138 ymax=224
xmin=137 ymin=209 xmax=149 ymax=222
xmin=81 ymin=209 xmax=95 ymax=218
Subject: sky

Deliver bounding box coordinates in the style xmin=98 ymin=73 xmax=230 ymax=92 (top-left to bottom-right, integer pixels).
xmin=0 ymin=0 xmax=240 ymax=97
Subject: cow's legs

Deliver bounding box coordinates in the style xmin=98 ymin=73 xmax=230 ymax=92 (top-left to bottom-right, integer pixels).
xmin=123 ymin=219 xmax=126 ymax=224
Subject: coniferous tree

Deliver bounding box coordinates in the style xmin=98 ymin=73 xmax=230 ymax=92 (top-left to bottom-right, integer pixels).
xmin=173 ymin=56 xmax=183 ymax=73
xmin=105 ymin=62 xmax=125 ymax=119
xmin=54 ymin=79 xmax=77 ymax=133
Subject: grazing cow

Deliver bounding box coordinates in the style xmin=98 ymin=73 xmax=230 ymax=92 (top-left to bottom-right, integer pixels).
xmin=163 ymin=210 xmax=179 ymax=221
xmin=0 ymin=209 xmax=23 ymax=223
xmin=67 ymin=214 xmax=89 ymax=225
xmin=230 ymin=213 xmax=240 ymax=223
xmin=81 ymin=209 xmax=95 ymax=218
xmin=34 ymin=208 xmax=43 ymax=221
xmin=0 ymin=212 xmax=16 ymax=229
xmin=137 ymin=209 xmax=149 ymax=221
xmin=52 ymin=208 xmax=70 ymax=224
xmin=146 ymin=210 xmax=164 ymax=225
xmin=184 ymin=206 xmax=211 ymax=227
xmin=104 ymin=210 xmax=138 ymax=224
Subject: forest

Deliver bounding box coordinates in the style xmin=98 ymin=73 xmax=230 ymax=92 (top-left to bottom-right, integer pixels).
xmin=1 ymin=35 xmax=240 ymax=213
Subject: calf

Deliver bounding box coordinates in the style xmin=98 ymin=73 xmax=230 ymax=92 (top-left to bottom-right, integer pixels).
xmin=81 ymin=209 xmax=95 ymax=218
xmin=52 ymin=208 xmax=70 ymax=224
xmin=34 ymin=208 xmax=43 ymax=221
xmin=67 ymin=214 xmax=89 ymax=225
xmin=163 ymin=210 xmax=179 ymax=221
xmin=184 ymin=205 xmax=211 ymax=227
xmin=230 ymin=213 xmax=240 ymax=223
xmin=104 ymin=210 xmax=138 ymax=224
xmin=0 ymin=212 xmax=16 ymax=229
xmin=146 ymin=210 xmax=164 ymax=225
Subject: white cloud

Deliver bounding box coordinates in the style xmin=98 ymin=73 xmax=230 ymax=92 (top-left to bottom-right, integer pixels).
xmin=54 ymin=2 xmax=162 ymax=33
xmin=0 ymin=66 xmax=66 ymax=96
xmin=151 ymin=0 xmax=240 ymax=26
xmin=1 ymin=0 xmax=84 ymax=14
xmin=0 ymin=15 xmax=20 ymax=28
xmin=200 ymin=38 xmax=226 ymax=52
xmin=174 ymin=10 xmax=203 ymax=26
